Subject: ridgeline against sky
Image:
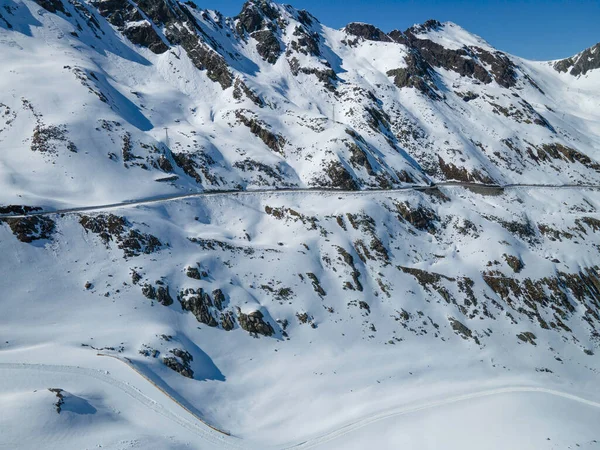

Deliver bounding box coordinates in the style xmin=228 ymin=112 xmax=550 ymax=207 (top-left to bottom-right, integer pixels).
xmin=198 ymin=0 xmax=600 ymax=60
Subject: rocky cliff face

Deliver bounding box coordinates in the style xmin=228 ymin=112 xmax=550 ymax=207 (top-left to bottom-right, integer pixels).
xmin=554 ymin=42 xmax=600 ymax=76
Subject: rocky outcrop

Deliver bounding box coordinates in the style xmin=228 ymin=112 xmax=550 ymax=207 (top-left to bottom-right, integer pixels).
xmin=186 ymin=266 xmax=202 ymax=279
xmin=336 ymin=246 xmax=363 ymax=291
xmin=448 ymin=317 xmax=474 ymax=341
xmin=237 ymin=308 xmax=275 ymax=336
xmin=123 ymin=22 xmax=169 ymax=54
xmin=79 ymin=214 xmax=163 ymax=258
xmin=141 ymin=282 xmax=173 ymax=306
xmin=517 ymin=331 xmax=537 ymax=345
xmin=163 ymin=348 xmax=194 ymax=378
xmin=236 ymin=1 xmax=283 ymax=64
xmin=394 ymin=201 xmax=439 ymax=234
xmin=48 ymin=388 xmax=65 ymax=413
xmin=3 ymin=216 xmax=55 ymax=243
xmin=236 ymin=111 xmax=286 ymax=154
xmin=179 ymin=288 xmax=218 ymax=327
xmin=0 ymin=205 xmax=42 ymax=215
xmin=212 ymin=289 xmax=226 ymax=310
xmin=97 ymin=0 xmax=234 ymax=88
xmin=220 ymin=311 xmax=235 ymax=331
xmin=387 ymin=52 xmax=439 ymax=99
xmin=437 ymin=156 xmax=495 ymax=184
xmin=324 ymin=161 xmax=359 ymax=191
xmin=388 ymin=21 xmax=517 ymax=93
xmin=35 ymin=0 xmax=69 ymax=16
xmin=95 ymin=0 xmax=168 ymax=54
xmin=306 ymin=273 xmax=326 ymax=296
xmin=345 ymin=22 xmax=391 ymax=42
xmin=289 ymin=25 xmax=320 ymax=56
xmin=254 ymin=29 xmax=282 ymax=64
xmin=554 ymin=43 xmax=600 ymax=76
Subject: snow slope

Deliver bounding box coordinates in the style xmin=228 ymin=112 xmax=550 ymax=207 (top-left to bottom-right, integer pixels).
xmin=1 ymin=1 xmax=600 ymax=448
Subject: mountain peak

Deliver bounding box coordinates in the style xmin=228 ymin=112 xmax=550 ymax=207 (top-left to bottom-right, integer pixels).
xmin=406 ymin=19 xmax=443 ymax=34
xmin=343 ymin=22 xmax=392 ymax=42
xmin=554 ymin=42 xmax=600 ymax=76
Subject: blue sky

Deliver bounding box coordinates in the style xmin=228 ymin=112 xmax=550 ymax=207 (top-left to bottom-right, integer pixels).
xmin=196 ymin=0 xmax=599 ymax=60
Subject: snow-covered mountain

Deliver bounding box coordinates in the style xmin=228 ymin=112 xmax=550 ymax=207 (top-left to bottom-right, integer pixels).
xmin=1 ymin=1 xmax=600 ymax=449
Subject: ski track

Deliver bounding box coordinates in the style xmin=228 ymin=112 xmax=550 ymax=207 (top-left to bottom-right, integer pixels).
xmin=2 ymin=362 xmax=600 ymax=449
xmin=284 ymin=386 xmax=600 ymax=449
xmin=1 ymin=183 xmax=599 ymax=219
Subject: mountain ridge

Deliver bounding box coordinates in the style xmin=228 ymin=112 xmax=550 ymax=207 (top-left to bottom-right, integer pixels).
xmin=1 ymin=1 xmax=600 ymax=448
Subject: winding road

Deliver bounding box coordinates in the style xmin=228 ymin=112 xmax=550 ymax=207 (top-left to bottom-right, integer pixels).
xmin=1 ymin=182 xmax=599 ymax=219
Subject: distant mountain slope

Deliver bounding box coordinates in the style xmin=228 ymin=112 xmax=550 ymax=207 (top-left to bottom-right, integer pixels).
xmin=0 ymin=0 xmax=599 ymax=209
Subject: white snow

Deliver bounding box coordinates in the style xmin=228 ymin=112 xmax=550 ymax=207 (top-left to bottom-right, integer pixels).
xmin=1 ymin=1 xmax=600 ymax=448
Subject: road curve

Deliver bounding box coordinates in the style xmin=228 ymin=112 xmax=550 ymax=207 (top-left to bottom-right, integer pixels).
xmin=1 ymin=182 xmax=599 ymax=219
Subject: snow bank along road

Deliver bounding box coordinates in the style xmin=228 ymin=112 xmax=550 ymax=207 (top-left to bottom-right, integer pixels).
xmin=2 ymin=362 xmax=600 ymax=449
xmin=1 ymin=182 xmax=599 ymax=219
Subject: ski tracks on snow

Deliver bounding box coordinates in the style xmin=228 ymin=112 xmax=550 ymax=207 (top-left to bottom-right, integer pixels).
xmin=2 ymin=362 xmax=600 ymax=449
xmin=285 ymin=386 xmax=600 ymax=449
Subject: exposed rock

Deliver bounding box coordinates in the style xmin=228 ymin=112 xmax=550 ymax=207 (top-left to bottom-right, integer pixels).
xmin=449 ymin=317 xmax=477 ymax=343
xmin=253 ymin=29 xmax=281 ymax=64
xmin=163 ymin=348 xmax=194 ymax=378
xmin=48 ymin=388 xmax=65 ymax=413
xmin=288 ymin=57 xmax=337 ymax=90
xmin=503 ymin=254 xmax=524 ymax=273
xmin=0 ymin=205 xmax=42 ymax=215
xmin=179 ymin=288 xmax=218 ymax=327
xmin=156 ymin=286 xmax=173 ymax=306
xmin=554 ymin=43 xmax=600 ymax=76
xmin=403 ymin=24 xmax=518 ymax=88
xmin=233 ymin=79 xmax=264 ymax=106
xmin=237 ymin=308 xmax=275 ymax=336
xmin=437 ymin=156 xmax=495 ymax=184
xmin=79 ymin=214 xmax=163 ymax=258
xmin=394 ymin=201 xmax=439 ymax=234
xmin=306 ymin=273 xmax=326 ymax=296
xmin=186 ymin=266 xmax=201 ymax=279
xmin=344 ymin=23 xmax=391 ymax=42
xmin=517 ymin=331 xmax=537 ymax=345
xmin=532 ymin=143 xmax=600 ymax=172
xmin=400 ymin=266 xmax=456 ymax=304
xmin=123 ymin=22 xmax=168 ymax=54
xmin=35 ymin=0 xmax=69 ymax=16
xmin=129 ymin=0 xmax=233 ymax=88
xmin=131 ymin=269 xmax=142 ymax=285
xmin=387 ymin=52 xmax=439 ymax=99
xmin=236 ymin=112 xmax=286 ymax=154
xmin=142 ymin=283 xmax=156 ymax=300
xmin=220 ymin=311 xmax=235 ymax=331
xmin=290 ymin=26 xmax=320 ymax=56
xmin=324 ymin=161 xmax=359 ymax=191
xmin=3 ymin=216 xmax=55 ymax=243
xmin=212 ymin=289 xmax=226 ymax=311
xmin=336 ymin=246 xmax=363 ymax=291
xmin=94 ymin=0 xmax=142 ymax=27
xmin=236 ymin=0 xmax=280 ymax=35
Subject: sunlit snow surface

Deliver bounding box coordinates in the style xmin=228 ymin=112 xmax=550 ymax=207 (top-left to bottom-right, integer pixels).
xmin=1 ymin=1 xmax=600 ymax=449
